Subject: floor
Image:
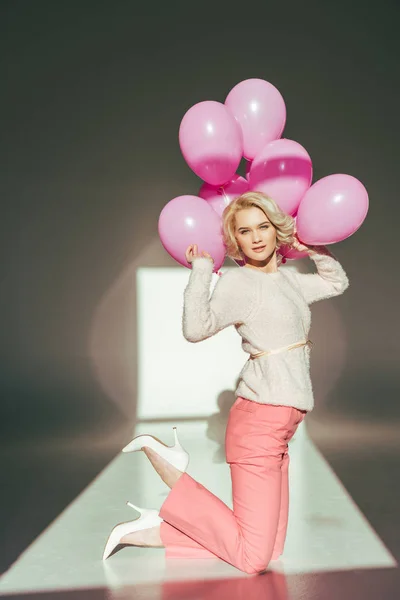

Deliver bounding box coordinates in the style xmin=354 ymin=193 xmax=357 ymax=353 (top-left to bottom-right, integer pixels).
xmin=0 ymin=412 xmax=398 ymax=599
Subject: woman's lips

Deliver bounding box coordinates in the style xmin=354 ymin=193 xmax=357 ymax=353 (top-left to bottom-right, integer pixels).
xmin=253 ymin=245 xmax=266 ymax=252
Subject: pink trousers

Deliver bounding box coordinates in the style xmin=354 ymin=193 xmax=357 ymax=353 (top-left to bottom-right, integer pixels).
xmin=159 ymin=397 xmax=307 ymax=575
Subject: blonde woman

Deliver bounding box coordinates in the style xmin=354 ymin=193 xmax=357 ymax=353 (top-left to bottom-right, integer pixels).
xmin=103 ymin=191 xmax=349 ymax=574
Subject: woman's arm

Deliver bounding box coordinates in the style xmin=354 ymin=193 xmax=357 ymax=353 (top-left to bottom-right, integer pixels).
xmin=291 ymin=245 xmax=350 ymax=304
xmin=182 ymin=257 xmax=255 ymax=343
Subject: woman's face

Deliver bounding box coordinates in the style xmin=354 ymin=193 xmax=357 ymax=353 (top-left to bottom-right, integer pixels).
xmin=234 ymin=207 xmax=278 ymax=262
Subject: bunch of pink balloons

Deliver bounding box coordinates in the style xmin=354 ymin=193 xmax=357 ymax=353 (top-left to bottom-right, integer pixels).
xmin=158 ymin=78 xmax=368 ymax=270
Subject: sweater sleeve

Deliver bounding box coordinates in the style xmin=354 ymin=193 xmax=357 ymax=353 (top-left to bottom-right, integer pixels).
xmin=182 ymin=256 xmax=255 ymax=343
xmin=292 ymin=245 xmax=350 ymax=304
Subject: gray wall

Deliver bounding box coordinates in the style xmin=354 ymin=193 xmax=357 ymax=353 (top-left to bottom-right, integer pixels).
xmin=1 ymin=0 xmax=399 ymax=441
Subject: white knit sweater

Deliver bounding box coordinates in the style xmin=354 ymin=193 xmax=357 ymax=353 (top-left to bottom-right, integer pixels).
xmin=182 ymin=247 xmax=349 ymax=412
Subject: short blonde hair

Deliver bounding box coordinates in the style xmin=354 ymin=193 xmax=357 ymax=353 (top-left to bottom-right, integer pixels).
xmin=222 ymin=191 xmax=295 ymax=261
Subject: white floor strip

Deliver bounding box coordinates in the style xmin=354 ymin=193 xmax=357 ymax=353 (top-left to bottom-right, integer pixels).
xmin=0 ymin=420 xmax=396 ymax=594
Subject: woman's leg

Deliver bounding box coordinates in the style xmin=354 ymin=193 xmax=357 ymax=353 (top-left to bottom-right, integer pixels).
xmin=269 ymin=450 xmax=290 ymax=559
xmin=159 ymin=399 xmax=304 ymax=574
xmin=159 ymin=437 xmax=293 ymax=561
xmin=270 ymin=408 xmax=307 ymax=558
xmin=160 ymin=446 xmax=294 ymax=561
xmin=155 ymin=453 xmax=293 ymax=561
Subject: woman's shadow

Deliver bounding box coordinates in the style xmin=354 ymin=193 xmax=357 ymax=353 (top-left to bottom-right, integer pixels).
xmin=205 ymin=376 xmax=240 ymax=464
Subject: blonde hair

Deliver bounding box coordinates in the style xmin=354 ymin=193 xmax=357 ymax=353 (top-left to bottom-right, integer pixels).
xmin=222 ymin=191 xmax=295 ymax=261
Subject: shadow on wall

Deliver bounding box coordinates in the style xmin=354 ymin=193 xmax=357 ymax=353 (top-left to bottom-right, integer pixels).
xmin=89 ymin=235 xmax=182 ymax=421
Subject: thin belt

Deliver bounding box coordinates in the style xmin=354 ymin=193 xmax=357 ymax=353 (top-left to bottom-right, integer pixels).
xmin=248 ymin=339 xmax=313 ymax=360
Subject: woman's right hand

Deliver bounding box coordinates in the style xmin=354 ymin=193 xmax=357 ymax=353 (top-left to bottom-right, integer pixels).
xmin=185 ymin=244 xmax=214 ymax=265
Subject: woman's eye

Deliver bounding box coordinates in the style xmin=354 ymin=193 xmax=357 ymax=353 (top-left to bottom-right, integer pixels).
xmin=240 ymin=226 xmax=268 ymax=234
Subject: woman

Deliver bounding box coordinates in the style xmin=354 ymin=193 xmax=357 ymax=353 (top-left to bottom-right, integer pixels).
xmin=103 ymin=191 xmax=349 ymax=574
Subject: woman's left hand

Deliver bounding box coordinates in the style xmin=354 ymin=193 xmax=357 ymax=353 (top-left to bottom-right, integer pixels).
xmin=201 ymin=251 xmax=214 ymax=263
xmin=291 ymin=229 xmax=316 ymax=253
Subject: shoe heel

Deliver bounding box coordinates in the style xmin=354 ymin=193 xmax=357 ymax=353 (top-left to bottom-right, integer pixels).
xmin=126 ymin=501 xmax=155 ymax=518
xmin=172 ymin=426 xmax=184 ymax=450
xmin=126 ymin=501 xmax=164 ymax=519
xmin=126 ymin=501 xmax=143 ymax=513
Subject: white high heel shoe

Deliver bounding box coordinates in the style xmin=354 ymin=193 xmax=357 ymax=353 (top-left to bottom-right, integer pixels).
xmin=102 ymin=502 xmax=163 ymax=560
xmin=122 ymin=426 xmax=189 ymax=472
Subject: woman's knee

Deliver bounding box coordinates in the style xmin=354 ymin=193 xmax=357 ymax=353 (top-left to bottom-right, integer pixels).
xmin=241 ymin=549 xmax=272 ymax=574
xmin=242 ymin=560 xmax=270 ymax=575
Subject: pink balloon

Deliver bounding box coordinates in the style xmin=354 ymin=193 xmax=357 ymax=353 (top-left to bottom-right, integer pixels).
xmin=248 ymin=138 xmax=313 ymax=215
xmin=225 ymin=78 xmax=286 ymax=160
xmin=158 ymin=195 xmax=226 ymax=271
xmin=199 ymin=174 xmax=249 ymax=218
xmin=245 ymin=159 xmax=252 ymax=180
xmin=296 ymin=174 xmax=369 ymax=244
xmin=179 ymin=101 xmax=243 ymax=186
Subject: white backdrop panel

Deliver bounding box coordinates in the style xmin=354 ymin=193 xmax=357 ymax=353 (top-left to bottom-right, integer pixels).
xmin=137 ymin=267 xmax=247 ymax=420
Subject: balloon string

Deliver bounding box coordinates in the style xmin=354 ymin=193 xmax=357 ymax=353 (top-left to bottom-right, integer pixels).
xmin=217 ymin=257 xmax=243 ymax=277
xmin=216 ymin=188 xmax=244 ymax=274
xmin=218 ymin=186 xmax=230 ymax=204
xmin=232 ymin=258 xmax=245 ymax=269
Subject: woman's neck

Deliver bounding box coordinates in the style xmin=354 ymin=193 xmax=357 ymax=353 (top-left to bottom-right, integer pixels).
xmin=243 ymin=252 xmax=279 ymax=274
